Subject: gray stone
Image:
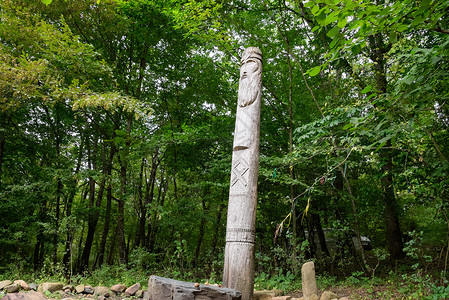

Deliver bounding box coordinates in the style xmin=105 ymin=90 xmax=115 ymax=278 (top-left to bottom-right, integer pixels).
xmin=253 ymin=290 xmax=284 ymax=300
xmin=135 ymin=290 xmax=144 ymax=298
xmin=27 ymin=284 xmax=37 ymax=292
xmin=301 ymin=262 xmax=317 ymax=300
xmin=38 ymin=282 xmax=63 ymax=293
xmin=62 ymin=285 xmax=74 ymax=292
xmin=83 ymin=286 xmax=94 ymax=295
xmin=1 ymin=291 xmax=46 ymax=300
xmin=272 ymin=297 xmax=291 ymax=300
xmin=94 ymin=286 xmax=110 ymax=296
xmin=13 ymin=281 xmax=29 ymax=291
xmin=0 ymin=281 xmax=12 ymax=290
xmin=75 ymin=285 xmax=84 ymax=294
xmin=143 ymin=291 xmax=149 ymax=300
xmin=319 ymin=291 xmax=339 ymax=300
xmin=4 ymin=285 xmax=19 ymax=294
xmin=98 ymin=296 xmax=106 ymax=300
xmin=110 ymin=284 xmax=126 ymax=294
xmin=339 ymin=298 xmax=349 ymax=300
xmin=148 ymin=275 xmax=241 ymax=300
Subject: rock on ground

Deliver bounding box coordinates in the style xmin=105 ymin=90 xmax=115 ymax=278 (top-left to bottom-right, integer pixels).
xmin=74 ymin=285 xmax=84 ymax=294
xmin=1 ymin=291 xmax=46 ymax=300
xmin=94 ymin=286 xmax=110 ymax=296
xmin=125 ymin=283 xmax=140 ymax=297
xmin=110 ymin=284 xmax=127 ymax=294
xmin=0 ymin=281 xmax=12 ymax=290
xmin=319 ymin=291 xmax=339 ymax=300
xmin=4 ymin=285 xmax=19 ymax=294
xmin=38 ymin=283 xmax=63 ymax=293
xmin=83 ymin=286 xmax=94 ymax=295
xmin=253 ymin=290 xmax=284 ymax=300
xmin=13 ymin=281 xmax=29 ymax=291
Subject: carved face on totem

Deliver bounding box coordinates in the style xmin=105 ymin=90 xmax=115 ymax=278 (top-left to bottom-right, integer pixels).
xmin=238 ymin=48 xmax=262 ymax=108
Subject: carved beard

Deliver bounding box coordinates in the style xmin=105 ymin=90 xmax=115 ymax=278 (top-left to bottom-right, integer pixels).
xmin=238 ymin=72 xmax=260 ymax=107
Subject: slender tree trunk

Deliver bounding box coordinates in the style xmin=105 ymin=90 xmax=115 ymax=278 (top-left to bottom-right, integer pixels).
xmin=80 ymin=139 xmax=107 ymax=272
xmin=149 ymin=175 xmax=167 ymax=252
xmin=194 ymin=199 xmax=208 ymax=268
xmin=135 ymin=158 xmax=146 ymax=248
xmin=53 ymin=106 xmax=62 ymax=265
xmin=211 ymin=203 xmax=225 ymax=257
xmin=370 ymin=33 xmax=404 ymax=260
xmin=0 ymin=112 xmax=11 ymax=190
xmin=381 ymin=142 xmax=405 ymax=259
xmin=0 ymin=127 xmax=5 ymax=190
xmin=97 ymin=181 xmax=112 ymax=267
xmin=117 ymin=115 xmax=133 ymax=264
xmin=107 ymin=225 xmax=118 ymax=265
xmin=117 ymin=157 xmax=126 ymax=264
xmin=97 ymin=141 xmax=116 ymax=267
xmin=312 ymin=213 xmax=330 ymax=257
xmin=63 ymin=132 xmax=84 ymax=270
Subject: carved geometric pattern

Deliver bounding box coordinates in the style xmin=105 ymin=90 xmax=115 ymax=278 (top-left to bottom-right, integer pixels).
xmin=231 ymin=157 xmax=249 ymax=187
xmin=226 ymin=227 xmax=256 ymax=244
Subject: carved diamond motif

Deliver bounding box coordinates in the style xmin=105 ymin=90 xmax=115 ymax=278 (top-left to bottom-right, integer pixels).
xmin=231 ymin=157 xmax=249 ymax=187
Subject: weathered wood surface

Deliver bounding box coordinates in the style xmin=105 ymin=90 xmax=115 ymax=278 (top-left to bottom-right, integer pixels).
xmin=147 ymin=276 xmax=241 ymax=300
xmin=223 ymin=47 xmax=263 ymax=300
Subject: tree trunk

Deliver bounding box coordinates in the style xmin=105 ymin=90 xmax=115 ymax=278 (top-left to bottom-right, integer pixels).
xmin=194 ymin=199 xmax=208 ymax=268
xmin=211 ymin=203 xmax=225 ymax=257
xmin=97 ymin=141 xmax=116 ymax=267
xmin=312 ymin=213 xmax=330 ymax=257
xmin=53 ymin=106 xmax=62 ymax=265
xmin=149 ymin=174 xmax=167 ymax=252
xmin=79 ymin=138 xmax=107 ymax=272
xmin=135 ymin=158 xmax=146 ymax=248
xmin=381 ymin=142 xmax=405 ymax=259
xmin=117 ymin=115 xmax=133 ymax=264
xmin=370 ymin=33 xmax=405 ymax=260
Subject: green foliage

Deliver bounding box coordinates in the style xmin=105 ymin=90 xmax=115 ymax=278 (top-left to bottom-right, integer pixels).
xmin=254 ymin=269 xmax=298 ymax=292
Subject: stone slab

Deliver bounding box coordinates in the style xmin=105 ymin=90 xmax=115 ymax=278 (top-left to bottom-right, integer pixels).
xmin=148 ymin=275 xmax=241 ymax=300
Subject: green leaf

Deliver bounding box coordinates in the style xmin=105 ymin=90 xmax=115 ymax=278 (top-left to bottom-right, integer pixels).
xmin=317 ymin=12 xmax=326 ymax=22
xmin=337 ymin=17 xmax=347 ymax=28
xmin=326 ymin=26 xmax=339 ymax=38
xmin=309 ymin=65 xmax=321 ymax=77
xmin=342 ymin=123 xmax=353 ymax=130
xmin=366 ymin=93 xmax=377 ymax=101
xmin=324 ymin=12 xmax=338 ymax=25
xmin=329 ymin=37 xmax=339 ymax=49
xmin=361 ymin=85 xmax=372 ymax=93
xmin=351 ymin=44 xmax=362 ymax=55
xmin=41 ymin=0 xmax=52 ymax=5
xmin=389 ymin=31 xmax=397 ymax=44
xmin=311 ymin=5 xmax=320 ymax=15
xmin=304 ymin=1 xmax=316 ymax=8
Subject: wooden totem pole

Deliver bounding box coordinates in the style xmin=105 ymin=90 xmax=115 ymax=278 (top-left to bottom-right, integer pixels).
xmin=223 ymin=47 xmax=263 ymax=300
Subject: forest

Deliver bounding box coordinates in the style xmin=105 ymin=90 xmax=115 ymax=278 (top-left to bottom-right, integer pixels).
xmin=0 ymin=0 xmax=448 ymax=298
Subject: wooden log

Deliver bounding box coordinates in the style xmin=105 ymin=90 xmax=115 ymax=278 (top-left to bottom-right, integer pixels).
xmin=223 ymin=47 xmax=263 ymax=300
